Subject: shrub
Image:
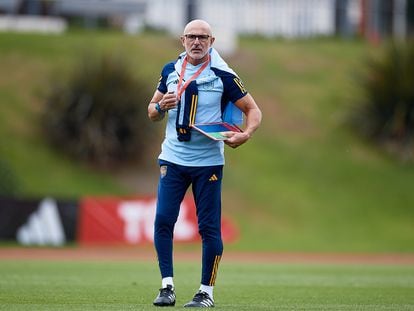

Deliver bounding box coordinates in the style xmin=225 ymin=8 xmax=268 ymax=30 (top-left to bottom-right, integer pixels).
xmin=0 ymin=157 xmax=20 ymax=196
xmin=42 ymin=52 xmax=155 ymax=168
xmin=350 ymin=40 xmax=414 ymax=161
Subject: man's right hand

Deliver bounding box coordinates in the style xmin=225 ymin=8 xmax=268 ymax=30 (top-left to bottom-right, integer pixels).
xmin=159 ymin=92 xmax=178 ymax=111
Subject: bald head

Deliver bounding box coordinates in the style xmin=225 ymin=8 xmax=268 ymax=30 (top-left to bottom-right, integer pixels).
xmin=183 ymin=19 xmax=213 ymax=37
xmin=181 ymin=19 xmax=215 ymax=65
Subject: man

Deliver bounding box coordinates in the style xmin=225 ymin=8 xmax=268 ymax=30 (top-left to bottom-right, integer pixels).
xmin=148 ymin=19 xmax=262 ymax=308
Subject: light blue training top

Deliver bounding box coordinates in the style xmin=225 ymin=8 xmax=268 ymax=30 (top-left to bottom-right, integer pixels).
xmin=157 ymin=48 xmax=247 ymax=167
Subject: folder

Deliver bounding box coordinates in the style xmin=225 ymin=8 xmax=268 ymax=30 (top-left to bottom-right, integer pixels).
xmin=191 ymin=122 xmax=242 ymax=141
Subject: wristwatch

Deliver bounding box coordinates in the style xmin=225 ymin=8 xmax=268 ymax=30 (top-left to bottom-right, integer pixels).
xmin=155 ymin=102 xmax=165 ymax=114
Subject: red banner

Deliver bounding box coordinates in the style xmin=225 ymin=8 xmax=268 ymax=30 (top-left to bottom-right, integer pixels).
xmin=78 ymin=196 xmax=238 ymax=245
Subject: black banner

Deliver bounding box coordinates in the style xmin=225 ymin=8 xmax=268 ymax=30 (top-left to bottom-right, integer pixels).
xmin=0 ymin=197 xmax=78 ymax=245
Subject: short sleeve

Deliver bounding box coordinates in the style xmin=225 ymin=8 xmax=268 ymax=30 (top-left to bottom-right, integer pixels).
xmin=210 ymin=67 xmax=248 ymax=103
xmin=157 ymin=62 xmax=175 ymax=94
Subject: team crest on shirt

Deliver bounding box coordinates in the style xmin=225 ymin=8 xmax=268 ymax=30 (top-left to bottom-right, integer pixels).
xmin=199 ymin=81 xmax=215 ymax=90
xmin=160 ymin=165 xmax=167 ymax=178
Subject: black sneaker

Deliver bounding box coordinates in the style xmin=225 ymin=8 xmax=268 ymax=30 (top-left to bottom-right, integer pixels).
xmin=184 ymin=290 xmax=214 ymax=308
xmin=153 ymin=285 xmax=176 ymax=307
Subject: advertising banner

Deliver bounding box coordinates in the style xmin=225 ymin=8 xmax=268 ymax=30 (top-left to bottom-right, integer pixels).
xmin=0 ymin=197 xmax=78 ymax=246
xmin=78 ymin=196 xmax=238 ymax=245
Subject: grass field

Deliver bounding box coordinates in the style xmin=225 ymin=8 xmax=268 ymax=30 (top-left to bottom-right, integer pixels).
xmin=0 ymin=258 xmax=413 ymax=310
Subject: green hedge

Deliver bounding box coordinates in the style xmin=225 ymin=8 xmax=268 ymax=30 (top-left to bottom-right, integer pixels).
xmin=42 ymin=51 xmax=155 ymax=168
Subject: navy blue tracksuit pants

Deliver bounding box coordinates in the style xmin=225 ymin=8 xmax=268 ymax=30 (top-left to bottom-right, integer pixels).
xmin=154 ymin=160 xmax=223 ymax=286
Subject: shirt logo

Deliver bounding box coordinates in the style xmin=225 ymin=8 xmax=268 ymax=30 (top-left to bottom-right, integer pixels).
xmin=233 ymin=77 xmax=247 ymax=94
xmin=199 ymin=81 xmax=215 ymax=90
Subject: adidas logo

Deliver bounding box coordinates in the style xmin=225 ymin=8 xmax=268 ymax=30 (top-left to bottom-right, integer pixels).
xmin=16 ymin=198 xmax=66 ymax=246
xmin=209 ymin=174 xmax=218 ymax=182
xmin=200 ymin=297 xmax=214 ymax=307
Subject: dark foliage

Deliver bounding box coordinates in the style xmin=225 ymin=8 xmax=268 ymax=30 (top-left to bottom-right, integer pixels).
xmin=0 ymin=157 xmax=20 ymax=196
xmin=350 ymin=40 xmax=414 ymax=160
xmin=42 ymin=52 xmax=155 ymax=168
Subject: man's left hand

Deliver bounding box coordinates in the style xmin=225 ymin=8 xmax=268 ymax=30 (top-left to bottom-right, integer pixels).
xmin=223 ymin=132 xmax=250 ymax=149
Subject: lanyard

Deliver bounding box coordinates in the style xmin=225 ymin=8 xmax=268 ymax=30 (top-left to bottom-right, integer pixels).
xmin=176 ymin=55 xmax=210 ymax=100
